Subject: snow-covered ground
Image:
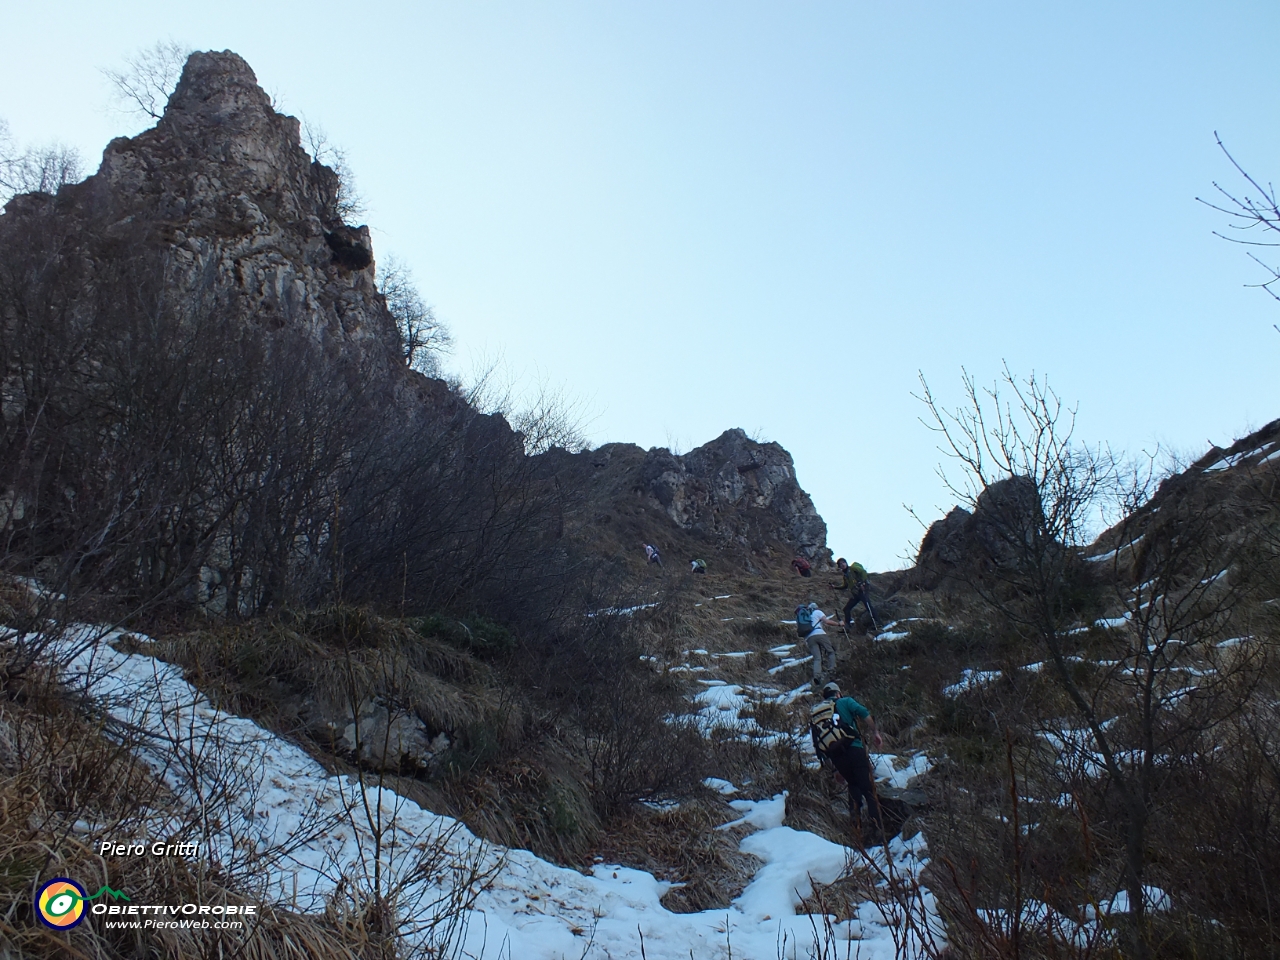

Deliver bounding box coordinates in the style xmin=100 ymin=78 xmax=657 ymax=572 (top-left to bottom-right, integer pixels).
xmin=19 ymin=623 xmax=944 ymax=959
xmin=941 ymin=668 xmax=1002 ymax=698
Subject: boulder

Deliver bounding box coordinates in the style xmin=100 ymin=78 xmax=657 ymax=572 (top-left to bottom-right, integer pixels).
xmin=338 ymin=700 xmax=450 ymax=772
xmin=907 ymin=475 xmax=1043 ymax=591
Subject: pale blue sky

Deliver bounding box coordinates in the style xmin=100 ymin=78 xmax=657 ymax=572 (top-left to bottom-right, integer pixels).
xmin=3 ymin=2 xmax=1278 ymax=569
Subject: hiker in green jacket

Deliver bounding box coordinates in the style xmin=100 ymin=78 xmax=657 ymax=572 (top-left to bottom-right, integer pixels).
xmin=832 ymin=558 xmax=877 ymax=631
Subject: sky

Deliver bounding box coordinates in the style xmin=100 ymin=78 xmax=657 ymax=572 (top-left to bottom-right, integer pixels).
xmin=2 ymin=2 xmax=1278 ymax=570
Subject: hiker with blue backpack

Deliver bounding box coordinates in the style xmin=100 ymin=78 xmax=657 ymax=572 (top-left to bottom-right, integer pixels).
xmin=810 ymin=680 xmax=885 ymax=841
xmin=795 ymin=601 xmax=839 ymax=686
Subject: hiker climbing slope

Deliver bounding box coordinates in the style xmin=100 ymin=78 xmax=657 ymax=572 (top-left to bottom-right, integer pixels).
xmin=644 ymin=544 xmax=663 ymax=567
xmin=795 ymin=601 xmax=838 ymax=686
xmin=791 ymin=556 xmax=812 ymax=578
xmin=810 ymin=681 xmax=884 ymax=841
xmin=832 ymin=558 xmax=877 ymax=631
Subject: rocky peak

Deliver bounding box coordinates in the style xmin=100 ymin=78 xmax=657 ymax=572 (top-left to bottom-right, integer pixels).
xmin=906 ymin=475 xmax=1042 ymax=591
xmin=0 ymin=50 xmax=839 ymax=577
xmin=2 ymin=50 xmax=394 ymax=361
xmin=642 ymin=429 xmax=827 ymax=551
xmin=165 ymin=51 xmax=274 ymax=126
xmin=551 ymin=429 xmax=828 ymax=564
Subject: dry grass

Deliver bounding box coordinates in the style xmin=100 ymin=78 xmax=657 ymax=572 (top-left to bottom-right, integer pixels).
xmin=151 ymin=606 xmax=518 ymax=758
xmin=0 ymin=576 xmax=38 ymax=625
xmin=584 ymin=798 xmax=760 ymax=913
xmin=0 ymin=663 xmax=378 ymax=960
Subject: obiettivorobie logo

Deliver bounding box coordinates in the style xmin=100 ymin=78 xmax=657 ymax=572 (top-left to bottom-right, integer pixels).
xmin=36 ymin=878 xmax=130 ymax=930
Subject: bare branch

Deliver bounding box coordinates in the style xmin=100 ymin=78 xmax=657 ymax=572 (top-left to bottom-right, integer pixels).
xmin=1200 ymin=133 xmax=1280 ymax=305
xmin=0 ymin=119 xmax=83 ymax=201
xmin=377 ymin=256 xmax=452 ymax=375
xmin=102 ymin=40 xmax=192 ymax=120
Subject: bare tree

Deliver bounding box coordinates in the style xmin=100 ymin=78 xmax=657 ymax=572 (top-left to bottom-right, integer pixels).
xmin=102 ymin=40 xmax=192 ymax=120
xmin=377 ymin=256 xmax=451 ymax=375
xmin=303 ymin=119 xmax=365 ymax=222
xmin=1199 ymin=133 xmax=1280 ymax=321
xmin=915 ymin=366 xmax=1269 ymax=958
xmin=0 ymin=119 xmax=82 ymax=202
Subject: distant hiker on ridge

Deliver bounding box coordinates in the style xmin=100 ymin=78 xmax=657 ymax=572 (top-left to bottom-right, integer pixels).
xmin=644 ymin=544 xmax=662 ymax=567
xmin=791 ymin=556 xmax=812 ymax=578
xmin=690 ymin=558 xmax=707 ymax=575
xmin=795 ymin=601 xmax=838 ymax=687
xmin=832 ymin=558 xmax=877 ymax=631
xmin=810 ymin=681 xmax=885 ymax=842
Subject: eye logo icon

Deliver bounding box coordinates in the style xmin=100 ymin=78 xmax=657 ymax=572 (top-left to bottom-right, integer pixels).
xmin=36 ymin=878 xmax=88 ymax=929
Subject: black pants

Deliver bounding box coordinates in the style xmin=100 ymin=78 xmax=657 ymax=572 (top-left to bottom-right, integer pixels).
xmin=828 ymin=743 xmax=881 ymax=827
xmin=843 ymin=589 xmax=875 ymax=628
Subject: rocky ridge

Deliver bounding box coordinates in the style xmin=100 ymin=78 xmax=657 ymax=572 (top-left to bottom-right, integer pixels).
xmin=0 ymin=50 xmax=830 ymax=575
xmin=542 ymin=428 xmax=829 ymax=572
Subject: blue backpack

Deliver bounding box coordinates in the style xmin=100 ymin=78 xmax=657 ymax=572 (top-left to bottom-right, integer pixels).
xmin=795 ymin=605 xmax=814 ymax=638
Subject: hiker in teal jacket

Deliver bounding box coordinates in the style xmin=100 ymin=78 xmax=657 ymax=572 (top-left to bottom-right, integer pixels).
xmin=832 ymin=558 xmax=877 ymax=631
xmin=809 ymin=681 xmax=884 ymax=838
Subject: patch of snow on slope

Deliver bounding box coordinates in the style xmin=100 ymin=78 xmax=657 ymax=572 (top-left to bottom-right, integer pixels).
xmin=1205 ymin=441 xmax=1276 ymax=471
xmin=1094 ymin=615 xmax=1131 ymax=629
xmin=30 ymin=625 xmax=943 ymax=958
xmin=588 ymin=602 xmax=659 ymax=618
xmin=874 ymin=753 xmax=932 ymax=789
xmin=943 ymin=669 xmax=1001 ymax=697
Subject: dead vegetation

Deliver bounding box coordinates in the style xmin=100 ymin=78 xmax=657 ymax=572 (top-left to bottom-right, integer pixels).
xmin=0 ymin=657 xmax=377 ymax=959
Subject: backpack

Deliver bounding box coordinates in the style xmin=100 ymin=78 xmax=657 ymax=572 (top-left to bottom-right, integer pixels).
xmin=795 ymin=604 xmax=814 ymax=638
xmin=810 ymin=699 xmax=855 ymax=755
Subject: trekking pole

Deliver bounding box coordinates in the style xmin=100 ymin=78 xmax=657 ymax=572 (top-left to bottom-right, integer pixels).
xmin=862 ymin=583 xmax=879 ymax=634
xmin=831 ymin=583 xmax=850 ymax=641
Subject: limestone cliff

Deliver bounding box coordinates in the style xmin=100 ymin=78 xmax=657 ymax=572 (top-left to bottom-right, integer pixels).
xmin=2 ymin=50 xmax=399 ymax=364
xmin=541 ymin=429 xmax=828 ymax=569
xmin=1 ymin=50 xmax=832 ymax=590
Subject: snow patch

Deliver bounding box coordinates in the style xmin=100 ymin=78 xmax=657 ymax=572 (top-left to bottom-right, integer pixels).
xmin=29 ymin=625 xmax=944 ymax=959
xmin=875 ymin=630 xmax=910 ymax=642
xmin=943 ymin=669 xmax=1001 ymax=697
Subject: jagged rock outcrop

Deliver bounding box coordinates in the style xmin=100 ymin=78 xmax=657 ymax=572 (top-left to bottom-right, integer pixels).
xmin=0 ymin=50 xmax=532 ymax=615
xmin=1 ymin=49 xmax=837 ymax=597
xmin=543 ymin=429 xmax=828 ymax=566
xmin=1 ymin=50 xmax=399 ymax=365
xmin=905 ymin=475 xmax=1042 ymax=591
xmin=641 ymin=429 xmax=827 ymax=551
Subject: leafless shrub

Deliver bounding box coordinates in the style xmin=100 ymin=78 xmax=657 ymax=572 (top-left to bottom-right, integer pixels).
xmin=918 ymin=367 xmax=1280 ymax=958
xmin=378 ymin=255 xmax=451 ymax=375
xmin=102 ymin=40 xmax=192 ymax=120
xmin=463 ymin=358 xmax=594 ymax=455
xmin=528 ymin=609 xmax=709 ymax=814
xmin=303 ymin=119 xmax=365 ymax=222
xmin=1200 ymin=133 xmax=1280 ymax=308
xmin=0 ymin=118 xmax=83 ymax=202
